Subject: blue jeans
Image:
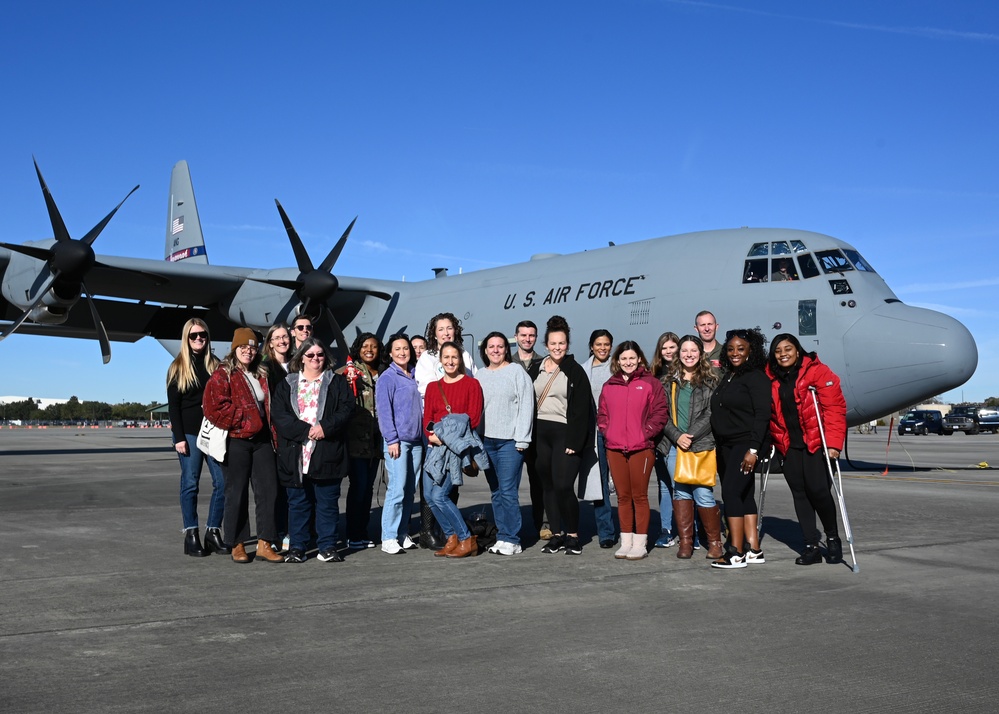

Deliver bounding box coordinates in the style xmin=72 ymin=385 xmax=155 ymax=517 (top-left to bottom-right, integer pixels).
xmin=346 ymin=456 xmax=379 ymax=542
xmin=287 ymin=478 xmax=342 ymax=552
xmin=655 ymin=450 xmax=676 ymax=535
xmin=674 ymin=481 xmax=717 ymax=508
xmin=483 ymin=437 xmax=524 ymax=545
xmin=178 ymin=433 xmax=225 ymax=531
xmin=592 ymin=433 xmax=617 ymax=541
xmin=381 ymin=440 xmax=422 ymax=543
xmin=423 ymin=465 xmax=470 ymax=540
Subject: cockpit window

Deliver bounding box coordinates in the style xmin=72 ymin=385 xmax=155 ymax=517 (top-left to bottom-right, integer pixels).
xmin=791 ymin=240 xmax=808 ymax=253
xmin=771 ymin=241 xmax=792 ymax=255
xmin=816 ymin=249 xmax=854 ymax=274
xmin=743 ymin=259 xmax=768 ymax=283
xmin=748 ymin=242 xmax=769 ymax=257
xmin=796 ymin=253 xmax=820 ymax=279
xmin=843 ymin=249 xmax=876 ymax=273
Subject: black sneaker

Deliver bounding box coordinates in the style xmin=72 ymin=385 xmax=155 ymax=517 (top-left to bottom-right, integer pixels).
xmin=825 ymin=536 xmax=843 ymax=564
xmin=795 ymin=544 xmax=822 ymax=565
xmin=284 ymin=548 xmax=306 ymax=563
xmin=541 ymin=534 xmax=565 ymax=554
xmin=317 ymin=547 xmax=344 ymax=563
xmin=563 ymin=536 xmax=582 ymax=555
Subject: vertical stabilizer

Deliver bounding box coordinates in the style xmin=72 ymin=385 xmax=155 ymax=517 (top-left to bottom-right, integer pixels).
xmin=165 ymin=160 xmax=209 ymax=263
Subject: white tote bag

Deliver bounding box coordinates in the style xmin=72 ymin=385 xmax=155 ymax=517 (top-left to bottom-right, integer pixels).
xmin=196 ymin=416 xmax=228 ymax=461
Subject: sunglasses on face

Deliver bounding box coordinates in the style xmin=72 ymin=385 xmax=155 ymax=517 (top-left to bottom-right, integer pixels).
xmin=294 ymin=325 xmax=313 ymax=332
xmin=303 ymin=352 xmax=324 ymax=360
xmin=188 ymin=332 xmax=208 ymax=341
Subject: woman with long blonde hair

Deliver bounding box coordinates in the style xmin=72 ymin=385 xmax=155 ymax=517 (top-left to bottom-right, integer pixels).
xmin=166 ymin=318 xmax=227 ymax=557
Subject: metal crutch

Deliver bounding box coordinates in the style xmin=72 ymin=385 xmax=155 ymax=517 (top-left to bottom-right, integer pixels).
xmin=757 ymin=445 xmax=775 ymax=541
xmin=808 ymin=386 xmax=859 ymax=573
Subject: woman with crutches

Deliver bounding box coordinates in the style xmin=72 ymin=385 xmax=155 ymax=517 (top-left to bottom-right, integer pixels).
xmin=766 ymin=334 xmax=846 ymax=565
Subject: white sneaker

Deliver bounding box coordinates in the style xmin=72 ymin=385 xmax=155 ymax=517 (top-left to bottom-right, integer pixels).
xmin=381 ymin=539 xmax=404 ymax=555
xmin=488 ymin=540 xmax=508 ymax=555
xmin=401 ymin=536 xmax=418 ymax=550
xmin=497 ymin=541 xmax=523 ymax=556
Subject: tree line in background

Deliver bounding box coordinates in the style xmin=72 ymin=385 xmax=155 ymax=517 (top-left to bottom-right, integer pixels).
xmin=3 ymin=394 xmax=998 ymax=424
xmin=1 ymin=396 xmax=153 ymax=422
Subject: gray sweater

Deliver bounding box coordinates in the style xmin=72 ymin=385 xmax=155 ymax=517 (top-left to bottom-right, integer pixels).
xmin=477 ymin=363 xmax=535 ymax=449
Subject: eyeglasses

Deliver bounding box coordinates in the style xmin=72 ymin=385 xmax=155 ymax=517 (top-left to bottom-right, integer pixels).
xmin=236 ymin=344 xmax=258 ymax=352
xmin=294 ymin=325 xmax=313 ymax=332
xmin=303 ymin=352 xmax=325 ymax=360
xmin=189 ymin=332 xmax=208 ymax=341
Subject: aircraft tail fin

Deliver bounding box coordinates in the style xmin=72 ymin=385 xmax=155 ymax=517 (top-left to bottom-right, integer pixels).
xmin=165 ymin=160 xmax=209 ymax=264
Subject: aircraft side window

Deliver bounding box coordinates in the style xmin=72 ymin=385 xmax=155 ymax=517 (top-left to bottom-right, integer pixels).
xmin=843 ymin=249 xmax=876 ymax=273
xmin=816 ymin=249 xmax=855 ymax=274
xmin=791 ymin=240 xmax=808 ymax=253
xmin=743 ymin=259 xmax=769 ymax=283
xmin=798 ymin=299 xmax=816 ymax=336
xmin=797 ymin=253 xmax=820 ymax=279
xmin=748 ymin=242 xmax=769 ymax=257
xmin=771 ymin=241 xmax=791 ymax=255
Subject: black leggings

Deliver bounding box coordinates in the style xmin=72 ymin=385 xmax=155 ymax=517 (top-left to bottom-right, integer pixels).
xmin=782 ymin=447 xmax=839 ymax=546
xmin=717 ymin=442 xmax=757 ymax=518
xmin=533 ymin=420 xmax=580 ymax=534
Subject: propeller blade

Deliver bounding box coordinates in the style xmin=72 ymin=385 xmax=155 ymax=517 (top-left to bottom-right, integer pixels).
xmin=0 ymin=271 xmax=60 ymax=341
xmin=323 ymin=308 xmax=349 ymax=356
xmin=275 ymin=200 xmax=315 ymax=274
xmin=81 ymin=281 xmax=112 ymax=364
xmin=317 ymin=217 xmax=357 ymax=273
xmin=80 ymin=185 xmax=140 ymax=247
xmin=33 ymin=158 xmax=71 ymax=244
xmin=0 ymin=242 xmax=52 ymax=262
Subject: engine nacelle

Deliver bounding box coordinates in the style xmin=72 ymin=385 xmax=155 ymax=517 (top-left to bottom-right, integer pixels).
xmin=1 ymin=246 xmax=82 ymax=325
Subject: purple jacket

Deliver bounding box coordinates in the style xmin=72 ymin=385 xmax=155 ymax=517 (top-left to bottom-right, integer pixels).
xmin=375 ymin=362 xmax=423 ymax=445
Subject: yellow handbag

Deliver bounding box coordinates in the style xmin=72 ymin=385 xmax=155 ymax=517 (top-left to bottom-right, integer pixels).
xmin=670 ymin=382 xmax=716 ymax=487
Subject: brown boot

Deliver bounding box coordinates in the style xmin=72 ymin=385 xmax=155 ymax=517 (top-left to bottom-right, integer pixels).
xmin=231 ymin=542 xmax=250 ymax=564
xmin=434 ymin=535 xmax=459 ymax=557
xmin=674 ymin=499 xmax=695 ymax=559
xmin=255 ymin=539 xmax=284 ymax=563
xmin=447 ymin=535 xmax=478 ymax=558
xmin=698 ymin=505 xmax=725 ymax=559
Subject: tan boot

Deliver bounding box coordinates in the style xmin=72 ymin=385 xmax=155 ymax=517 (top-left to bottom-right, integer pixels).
xmin=615 ymin=533 xmax=634 ymax=559
xmin=255 ymin=539 xmax=284 ymax=563
xmin=674 ymin=499 xmax=695 ymax=559
xmin=434 ymin=534 xmax=459 ymax=557
xmin=447 ymin=535 xmax=478 ymax=558
xmin=626 ymin=533 xmax=648 ymax=560
xmin=231 ymin=542 xmax=250 ymax=564
xmin=698 ymin=505 xmax=725 ymax=559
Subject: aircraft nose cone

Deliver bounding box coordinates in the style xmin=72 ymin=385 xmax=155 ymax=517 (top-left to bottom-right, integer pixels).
xmin=842 ymin=303 xmax=978 ymax=420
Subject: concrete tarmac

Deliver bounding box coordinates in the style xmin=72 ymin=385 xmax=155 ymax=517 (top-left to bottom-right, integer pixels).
xmin=1 ymin=428 xmax=998 ymax=712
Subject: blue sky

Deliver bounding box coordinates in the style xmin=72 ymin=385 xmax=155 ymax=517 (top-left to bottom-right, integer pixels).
xmin=2 ymin=1 xmax=997 ymax=405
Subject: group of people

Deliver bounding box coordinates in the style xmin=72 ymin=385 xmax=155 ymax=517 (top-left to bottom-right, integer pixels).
xmin=166 ymin=308 xmax=848 ymax=569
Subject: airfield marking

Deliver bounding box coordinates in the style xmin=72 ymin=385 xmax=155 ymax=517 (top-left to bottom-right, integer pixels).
xmin=844 ymin=472 xmax=999 ymax=486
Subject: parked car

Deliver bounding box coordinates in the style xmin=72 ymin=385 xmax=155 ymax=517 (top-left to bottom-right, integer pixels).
xmin=898 ymin=410 xmax=944 ymax=436
xmin=978 ymin=407 xmax=999 ymax=434
xmin=943 ymin=405 xmax=981 ymax=435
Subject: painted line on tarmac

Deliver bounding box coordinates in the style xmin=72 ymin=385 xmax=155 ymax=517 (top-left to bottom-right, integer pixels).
xmin=845 ymin=473 xmax=999 ymax=486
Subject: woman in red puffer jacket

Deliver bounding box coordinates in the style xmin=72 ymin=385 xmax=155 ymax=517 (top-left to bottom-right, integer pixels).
xmin=766 ymin=333 xmax=846 ymax=566
xmin=597 ymin=341 xmax=669 ymax=561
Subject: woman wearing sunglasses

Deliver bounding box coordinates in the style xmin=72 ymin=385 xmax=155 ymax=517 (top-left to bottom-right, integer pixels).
xmin=271 ymin=338 xmax=353 ymax=563
xmin=166 ymin=318 xmax=227 ymax=557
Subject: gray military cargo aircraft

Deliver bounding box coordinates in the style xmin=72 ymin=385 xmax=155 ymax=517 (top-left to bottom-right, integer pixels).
xmin=0 ymin=160 xmax=978 ymax=425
